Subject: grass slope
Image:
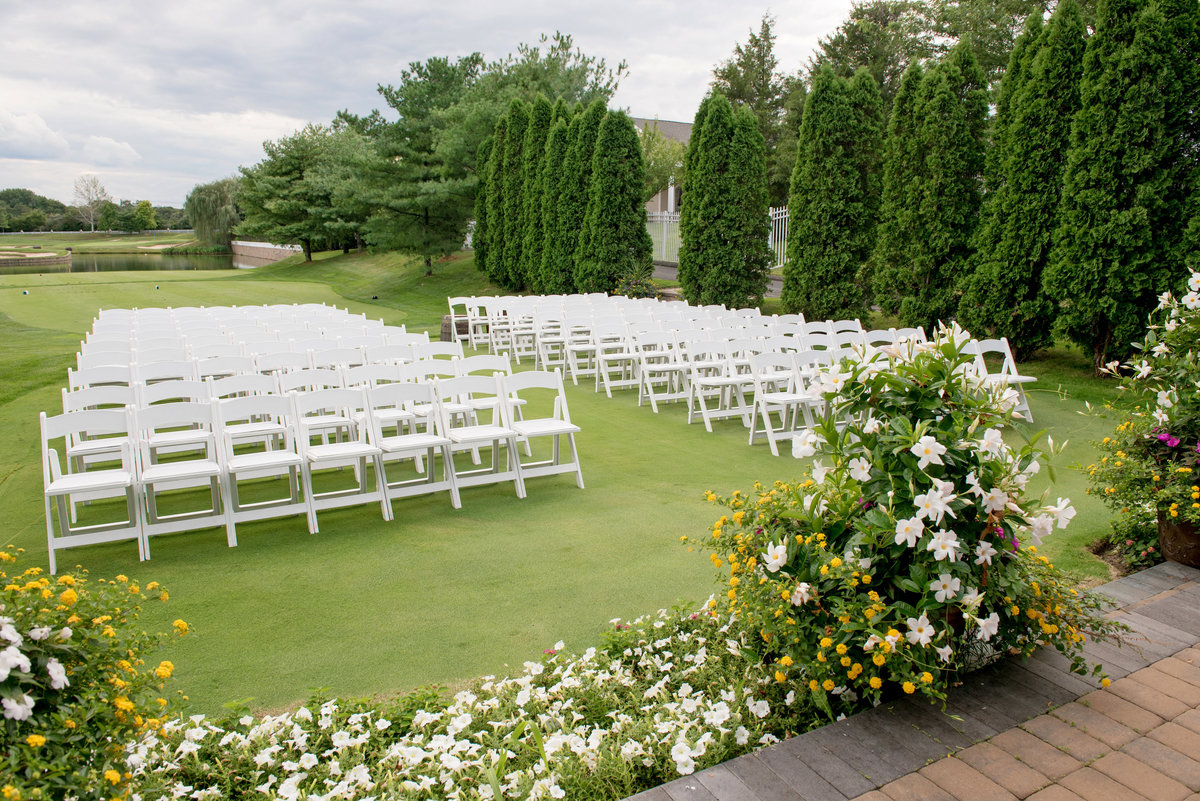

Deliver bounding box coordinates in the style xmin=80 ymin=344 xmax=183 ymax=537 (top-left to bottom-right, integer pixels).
xmin=0 ymin=246 xmax=1118 ymax=714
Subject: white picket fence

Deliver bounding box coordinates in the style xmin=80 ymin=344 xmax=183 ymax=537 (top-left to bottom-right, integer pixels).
xmin=647 ymin=206 xmax=789 ymax=270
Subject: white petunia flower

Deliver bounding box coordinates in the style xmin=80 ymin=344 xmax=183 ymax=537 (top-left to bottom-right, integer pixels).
xmin=747 ymin=698 xmax=770 ymax=719
xmin=763 ymin=542 xmax=787 ymax=573
xmin=930 ymin=574 xmax=961 ymax=603
xmin=910 ymin=435 xmax=947 ymax=469
xmin=0 ymin=645 xmax=31 ymax=682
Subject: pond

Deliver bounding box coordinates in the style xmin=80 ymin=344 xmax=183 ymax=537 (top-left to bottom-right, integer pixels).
xmin=0 ymin=252 xmax=269 ymax=274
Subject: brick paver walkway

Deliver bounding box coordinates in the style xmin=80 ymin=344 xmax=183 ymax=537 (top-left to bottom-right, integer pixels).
xmin=628 ymin=561 xmax=1200 ymax=801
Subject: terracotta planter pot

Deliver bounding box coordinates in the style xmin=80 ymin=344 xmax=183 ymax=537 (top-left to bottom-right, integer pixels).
xmin=1158 ymin=513 xmax=1200 ymax=568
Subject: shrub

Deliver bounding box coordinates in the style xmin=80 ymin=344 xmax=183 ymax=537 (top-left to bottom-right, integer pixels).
xmin=692 ymin=326 xmax=1124 ymax=716
xmin=0 ymin=547 xmax=184 ymax=799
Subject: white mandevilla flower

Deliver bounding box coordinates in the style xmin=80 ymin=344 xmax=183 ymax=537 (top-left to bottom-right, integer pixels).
xmin=930 ymin=574 xmax=961 ymax=603
xmin=848 ymin=457 xmax=872 ymax=482
xmin=910 ymin=435 xmax=947 ymax=470
xmin=974 ymin=540 xmax=997 ymax=566
xmin=926 ymin=529 xmax=961 ymax=561
xmin=905 ymin=614 xmax=934 ymax=647
xmin=862 ymin=415 xmax=881 ymax=434
xmin=961 ymin=586 xmax=983 ymax=609
xmin=1183 ymin=291 xmax=1200 ymax=310
xmin=1189 ymin=272 xmax=1200 ymax=292
xmin=1158 ymin=389 xmax=1175 ymax=408
xmin=976 ymin=428 xmax=1005 ymax=458
xmin=1 ymin=692 xmax=34 ymax=721
xmin=790 ymin=582 xmax=812 ymax=606
xmin=812 ymin=459 xmax=831 ymax=485
xmin=0 ymin=645 xmax=31 ymax=682
xmin=935 ymin=643 xmax=954 ymax=663
xmin=975 ymin=612 xmax=1001 ymax=642
xmin=981 ymin=488 xmax=1009 ymax=514
xmin=46 ymin=657 xmax=69 ymax=690
xmin=792 ymin=429 xmax=820 ymax=459
xmin=763 ymin=542 xmax=787 ymax=573
xmin=1046 ymin=498 xmax=1076 ymax=529
xmin=1028 ymin=515 xmax=1054 ymax=546
xmin=894 ymin=516 xmax=925 ymax=548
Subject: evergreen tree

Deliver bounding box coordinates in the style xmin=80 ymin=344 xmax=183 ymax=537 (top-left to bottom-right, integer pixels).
xmin=982 ymin=13 xmax=1043 ymax=205
xmin=551 ymin=97 xmax=570 ymax=123
xmin=871 ymin=61 xmax=925 ymax=313
xmin=472 ymin=136 xmax=493 ymax=272
xmin=541 ymin=112 xmax=584 ymax=294
xmin=535 ymin=118 xmax=571 ymax=293
xmin=484 ymin=116 xmax=508 ymax=285
xmin=782 ymin=67 xmax=881 ymax=319
xmin=677 ymin=95 xmax=716 ymax=303
xmin=961 ymin=1 xmax=1085 ymax=357
xmin=680 ymin=94 xmax=738 ymax=305
xmin=498 ymin=99 xmax=530 ymax=289
xmin=517 ymin=94 xmax=554 ymax=290
xmin=550 ymin=99 xmax=606 ymax=291
xmin=1046 ymin=0 xmax=1185 ymax=372
xmin=575 ymin=110 xmax=653 ymax=293
xmin=703 ymin=105 xmax=772 ymax=307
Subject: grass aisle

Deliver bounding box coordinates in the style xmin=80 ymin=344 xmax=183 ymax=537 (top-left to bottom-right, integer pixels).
xmin=0 ymin=249 xmax=1118 ymax=715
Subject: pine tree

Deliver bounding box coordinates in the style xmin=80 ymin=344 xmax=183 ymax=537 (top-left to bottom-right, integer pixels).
xmin=960 ymin=1 xmax=1085 ymax=357
xmin=1045 ymin=0 xmax=1182 ymax=372
xmin=534 ymin=118 xmax=570 ymax=294
xmin=472 ymin=136 xmax=493 ymax=272
xmin=517 ymin=94 xmax=553 ymax=290
xmin=677 ymin=95 xmax=716 ymax=303
xmin=484 ymin=117 xmax=508 ymax=286
xmin=782 ymin=66 xmax=880 ymax=319
xmin=871 ymin=61 xmax=925 ymax=313
xmin=551 ymin=100 xmax=606 ymax=292
xmin=541 ymin=112 xmax=583 ymax=294
xmin=499 ymin=99 xmax=530 ymax=290
xmin=703 ymin=105 xmax=772 ymax=307
xmin=575 ymin=110 xmax=653 ymax=293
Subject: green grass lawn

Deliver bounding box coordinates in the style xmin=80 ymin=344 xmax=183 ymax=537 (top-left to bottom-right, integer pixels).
xmin=0 ymin=231 xmax=196 ymax=255
xmin=0 ymin=246 xmax=1122 ymax=715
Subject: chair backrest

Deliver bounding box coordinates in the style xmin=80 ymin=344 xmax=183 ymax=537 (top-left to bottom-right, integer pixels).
xmin=276 ymin=368 xmax=344 ymax=394
xmin=342 ymin=363 xmax=403 ymax=389
xmin=366 ymin=381 xmax=442 ymax=441
xmin=188 ymin=342 xmax=243 ymax=360
xmin=365 ymin=343 xmax=415 ymax=365
xmin=310 ymin=347 xmax=365 ymax=370
xmin=135 ymin=347 xmax=191 ymax=365
xmin=291 ymin=388 xmax=368 ymax=441
xmin=384 ymin=331 xmax=429 ymax=347
xmin=833 ymin=330 xmax=867 ymax=349
xmin=891 ymin=327 xmax=927 ymax=343
xmin=802 ymin=321 xmax=833 ymax=337
xmin=435 ymin=374 xmax=507 ymax=427
xmin=214 ymin=394 xmax=295 ymax=461
xmin=62 ymin=384 xmax=135 ymax=413
xmin=136 ymin=360 xmax=198 ymax=384
xmin=973 ymin=338 xmax=1019 ymax=376
xmin=411 ymin=341 xmax=464 ymax=361
xmin=138 ymin=379 xmax=210 ymax=407
xmin=132 ymin=401 xmax=216 ymax=465
xmin=196 ymin=355 xmax=255 ymax=380
xmin=208 ymin=373 xmax=277 ymax=400
xmin=68 ymin=364 xmax=133 ymax=390
xmin=77 ymin=349 xmax=131 ymax=371
xmin=255 ymin=352 xmax=310 ymax=375
xmin=501 ymin=369 xmax=572 ymax=424
xmin=338 ymin=334 xmax=387 ymax=350
xmin=829 ymin=318 xmax=864 ymax=334
xmin=400 ymin=359 xmax=459 ymax=383
xmin=41 ymin=408 xmax=134 ymax=483
xmin=454 ymin=354 xmax=513 ymax=377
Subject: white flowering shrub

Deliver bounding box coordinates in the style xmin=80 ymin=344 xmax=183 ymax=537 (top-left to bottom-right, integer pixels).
xmin=131 ymin=608 xmax=812 ymax=800
xmin=696 ymin=325 xmax=1125 ymax=716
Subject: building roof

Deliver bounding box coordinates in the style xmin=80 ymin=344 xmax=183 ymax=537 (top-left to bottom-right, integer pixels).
xmin=630 ymin=117 xmax=693 ymax=145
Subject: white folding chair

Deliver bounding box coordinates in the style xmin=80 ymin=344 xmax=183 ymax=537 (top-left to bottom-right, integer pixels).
xmin=970 ymin=337 xmax=1036 ymax=421
xmin=367 ymin=382 xmax=461 ymax=509
xmin=748 ymin=352 xmax=814 ymax=456
xmin=595 ymin=327 xmax=638 ymax=397
xmin=133 ymin=401 xmax=230 ymax=552
xmin=292 ymin=388 xmax=392 ymax=532
xmin=411 ymin=341 xmax=464 ymax=362
xmin=501 ymin=370 xmax=584 ymax=489
xmin=685 ymin=340 xmax=754 ymax=432
xmin=447 ymin=296 xmax=472 ymax=345
xmin=434 ymin=375 xmax=526 ymax=499
xmin=636 ymin=331 xmax=689 ymax=413
xmin=215 ymin=394 xmax=310 ymax=544
xmin=41 ymin=408 xmax=143 ymax=573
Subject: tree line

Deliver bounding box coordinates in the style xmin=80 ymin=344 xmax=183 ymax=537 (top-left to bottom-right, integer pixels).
xmin=779 ymin=0 xmax=1199 ymax=372
xmin=0 ymin=185 xmax=183 ymax=233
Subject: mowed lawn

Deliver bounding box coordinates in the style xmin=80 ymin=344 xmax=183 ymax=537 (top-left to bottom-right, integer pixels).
xmin=0 ymin=250 xmax=1118 ymax=714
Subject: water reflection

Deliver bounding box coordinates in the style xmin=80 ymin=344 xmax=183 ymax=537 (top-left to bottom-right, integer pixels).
xmin=0 ymin=252 xmax=242 ymax=274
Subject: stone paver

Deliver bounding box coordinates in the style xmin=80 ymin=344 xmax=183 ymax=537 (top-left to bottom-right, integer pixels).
xmin=632 ymin=564 xmax=1200 ymax=801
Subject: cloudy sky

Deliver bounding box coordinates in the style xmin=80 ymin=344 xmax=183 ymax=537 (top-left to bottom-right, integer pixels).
xmin=1 ymin=0 xmax=854 ymax=208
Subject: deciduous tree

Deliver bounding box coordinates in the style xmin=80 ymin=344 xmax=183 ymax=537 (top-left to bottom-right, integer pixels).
xmin=184 ymin=177 xmax=241 ymax=247
xmin=72 ymin=175 xmax=111 ymax=233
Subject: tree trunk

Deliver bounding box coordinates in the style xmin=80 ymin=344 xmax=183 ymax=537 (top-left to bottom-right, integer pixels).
xmin=302 ymin=239 xmax=312 ymax=262
xmin=424 ymin=255 xmax=433 ymax=276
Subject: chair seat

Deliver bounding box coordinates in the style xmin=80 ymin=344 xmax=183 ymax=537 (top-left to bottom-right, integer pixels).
xmin=224 ymin=421 xmax=288 ymax=438
xmin=982 ymin=374 xmax=1037 ymax=385
xmin=695 ymin=376 xmax=751 ymax=388
xmin=228 ymin=451 xmax=303 ymax=472
xmin=306 ymin=442 xmax=382 ymax=462
xmin=759 ymin=390 xmax=809 ymax=404
xmin=140 ymin=460 xmax=222 ymax=482
xmin=512 ymin=419 xmax=581 ymax=437
xmin=147 ymin=429 xmax=210 ymax=448
xmin=448 ymin=424 xmax=517 ymax=445
xmin=66 ymin=438 xmax=128 ymax=458
xmin=379 ymin=433 xmax=451 ymax=453
xmin=47 ymin=469 xmax=133 ymax=495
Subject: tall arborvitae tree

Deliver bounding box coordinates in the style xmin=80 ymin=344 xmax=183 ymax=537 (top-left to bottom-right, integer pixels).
xmin=499 ymin=99 xmax=530 ymax=290
xmin=472 ymin=136 xmax=493 ymax=272
xmin=961 ymin=1 xmax=1085 ymax=357
xmin=1046 ymin=0 xmax=1190 ymax=372
xmin=484 ymin=117 xmax=508 ymax=285
xmin=681 ymin=94 xmax=738 ymax=305
xmin=702 ymin=104 xmax=772 ymax=307
xmin=783 ymin=66 xmax=882 ymax=319
xmin=541 ymin=112 xmax=584 ymax=294
xmin=575 ymin=110 xmax=653 ymax=293
xmin=870 ymin=61 xmax=925 ymax=313
xmin=847 ymin=67 xmax=885 ymax=305
xmin=677 ymin=95 xmax=716 ymax=303
xmin=535 ymin=118 xmax=571 ymax=293
xmin=551 ymin=97 xmax=570 ymax=123
xmin=550 ymin=100 xmax=606 ymax=291
xmin=983 ymin=14 xmax=1044 ymax=204
xmin=517 ymin=94 xmax=554 ymax=290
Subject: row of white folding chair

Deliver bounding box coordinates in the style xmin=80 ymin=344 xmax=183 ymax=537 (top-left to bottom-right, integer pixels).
xmin=963 ymin=337 xmax=1035 ymax=421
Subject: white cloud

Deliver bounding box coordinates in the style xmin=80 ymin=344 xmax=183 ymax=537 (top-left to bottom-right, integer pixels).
xmin=80 ymin=136 xmax=141 ymax=166
xmin=0 ymin=111 xmax=70 ymax=160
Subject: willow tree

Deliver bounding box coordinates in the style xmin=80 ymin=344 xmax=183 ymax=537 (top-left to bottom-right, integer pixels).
xmin=184 ymin=177 xmax=241 ymax=247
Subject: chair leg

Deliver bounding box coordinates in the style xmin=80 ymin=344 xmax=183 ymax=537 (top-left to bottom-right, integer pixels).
xmin=45 ymin=495 xmax=58 ymax=575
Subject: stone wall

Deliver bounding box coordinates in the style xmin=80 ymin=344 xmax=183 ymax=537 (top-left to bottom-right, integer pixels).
xmin=230 ymin=241 xmax=302 ymax=263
